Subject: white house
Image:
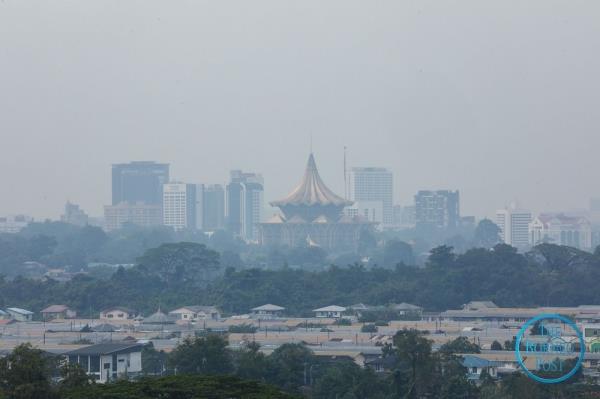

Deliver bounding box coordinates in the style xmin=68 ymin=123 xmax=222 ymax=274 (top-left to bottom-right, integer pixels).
xmin=100 ymin=307 xmax=135 ymax=321
xmin=65 ymin=342 xmax=144 ymax=383
xmin=168 ymin=306 xmax=221 ymax=321
xmin=6 ymin=307 xmax=34 ymax=322
xmin=251 ymin=304 xmax=285 ymax=319
xmin=529 ymin=213 xmax=592 ymax=250
xmin=313 ymin=305 xmax=346 ymax=318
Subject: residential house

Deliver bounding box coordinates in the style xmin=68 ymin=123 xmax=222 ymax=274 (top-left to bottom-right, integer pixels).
xmin=313 ymin=305 xmax=346 ymax=318
xmin=6 ymin=307 xmax=34 ymax=322
xmin=251 ymin=304 xmax=285 ymax=319
xmin=461 ymin=355 xmax=499 ymax=383
xmin=390 ymin=302 xmax=423 ymax=316
xmin=100 ymin=307 xmax=135 ymax=321
xmin=65 ymin=342 xmax=144 ymax=383
xmin=168 ymin=306 xmax=221 ymax=321
xmin=41 ymin=305 xmax=77 ymax=320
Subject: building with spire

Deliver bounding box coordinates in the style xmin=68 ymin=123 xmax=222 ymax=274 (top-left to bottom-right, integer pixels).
xmin=261 ymin=153 xmax=372 ymax=251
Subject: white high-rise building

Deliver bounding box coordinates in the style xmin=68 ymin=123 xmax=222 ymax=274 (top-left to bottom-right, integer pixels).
xmin=163 ymin=183 xmax=201 ymax=230
xmin=349 ymin=167 xmax=393 ymax=227
xmin=496 ymin=206 xmax=532 ymax=248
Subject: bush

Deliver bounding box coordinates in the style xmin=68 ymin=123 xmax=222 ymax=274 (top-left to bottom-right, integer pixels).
xmin=229 ymin=323 xmax=257 ymax=333
xmin=491 ymin=340 xmax=503 ymax=350
xmin=374 ymin=320 xmax=389 ymax=326
xmin=333 ymin=318 xmax=352 ymax=326
xmin=361 ymin=324 xmax=378 ymax=333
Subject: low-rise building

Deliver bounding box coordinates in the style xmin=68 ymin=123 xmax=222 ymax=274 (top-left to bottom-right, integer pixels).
xmin=251 ymin=304 xmax=285 ymax=319
xmin=390 ymin=303 xmax=423 ymax=316
xmin=168 ymin=306 xmax=220 ymax=321
xmin=100 ymin=307 xmax=135 ymax=321
xmin=313 ymin=305 xmax=346 ymax=318
xmin=65 ymin=342 xmax=144 ymax=383
xmin=41 ymin=305 xmax=77 ymax=320
xmin=529 ymin=213 xmax=592 ymax=250
xmin=6 ymin=307 xmax=34 ymax=322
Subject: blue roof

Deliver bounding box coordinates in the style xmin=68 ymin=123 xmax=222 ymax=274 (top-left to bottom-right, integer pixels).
xmin=461 ymin=355 xmax=495 ymax=368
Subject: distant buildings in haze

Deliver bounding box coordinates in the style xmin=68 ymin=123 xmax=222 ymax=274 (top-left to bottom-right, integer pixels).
xmin=105 ymin=162 xmax=170 ymax=230
xmin=495 ymin=206 xmax=532 ymax=248
xmin=529 ymin=213 xmax=592 ymax=250
xmin=226 ymin=170 xmax=264 ymax=241
xmin=60 ymin=202 xmax=89 ymax=227
xmin=162 ymin=183 xmax=202 ymax=230
xmin=111 ymin=161 xmax=169 ymax=206
xmin=349 ymin=167 xmax=393 ymax=227
xmin=0 ymin=215 xmax=33 ymax=234
xmin=414 ymin=190 xmax=460 ymax=229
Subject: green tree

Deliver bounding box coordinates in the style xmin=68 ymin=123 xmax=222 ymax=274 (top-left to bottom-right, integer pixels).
xmin=168 ymin=335 xmax=232 ymax=375
xmin=0 ymin=343 xmax=56 ymax=399
xmin=439 ymin=337 xmax=480 ymax=355
xmin=473 ymin=219 xmax=501 ymax=248
xmin=234 ymin=342 xmax=269 ymax=381
xmin=136 ymin=242 xmax=220 ymax=286
xmin=392 ymin=329 xmax=434 ymax=398
xmin=59 ymin=364 xmax=91 ymax=391
xmin=490 ymin=340 xmax=503 ymax=351
xmin=383 ymin=240 xmax=414 ymax=267
xmin=266 ymin=343 xmax=313 ymax=392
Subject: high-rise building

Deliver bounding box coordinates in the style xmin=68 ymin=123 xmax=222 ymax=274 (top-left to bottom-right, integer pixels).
xmin=349 ymin=167 xmax=393 ymax=227
xmin=226 ymin=171 xmax=264 ymax=241
xmin=60 ymin=202 xmax=89 ymax=227
xmin=414 ymin=190 xmax=460 ymax=229
xmin=103 ymin=202 xmax=162 ymax=231
xmin=202 ymin=184 xmax=225 ymax=231
xmin=111 ymin=161 xmax=169 ymax=206
xmin=162 ymin=183 xmax=201 ymax=230
xmin=496 ymin=206 xmax=532 ymax=248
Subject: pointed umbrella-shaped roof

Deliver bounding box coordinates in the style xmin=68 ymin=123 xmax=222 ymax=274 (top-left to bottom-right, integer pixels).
xmin=271 ymin=154 xmax=352 ymax=208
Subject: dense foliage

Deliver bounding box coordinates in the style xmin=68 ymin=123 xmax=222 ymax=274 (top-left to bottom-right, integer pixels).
xmin=2 ymin=238 xmax=600 ymax=317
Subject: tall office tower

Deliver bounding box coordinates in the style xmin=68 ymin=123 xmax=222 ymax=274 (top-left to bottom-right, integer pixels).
xmin=162 ymin=183 xmax=201 ymax=230
xmin=60 ymin=202 xmax=89 ymax=227
xmin=202 ymin=184 xmax=225 ymax=231
xmin=496 ymin=205 xmax=532 ymax=248
xmin=414 ymin=190 xmax=460 ymax=229
xmin=111 ymin=161 xmax=169 ymax=206
xmin=226 ymin=171 xmax=264 ymax=241
xmin=349 ymin=167 xmax=393 ymax=227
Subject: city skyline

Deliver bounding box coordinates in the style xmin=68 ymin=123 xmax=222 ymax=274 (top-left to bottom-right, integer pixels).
xmin=1 ymin=1 xmax=599 ymax=220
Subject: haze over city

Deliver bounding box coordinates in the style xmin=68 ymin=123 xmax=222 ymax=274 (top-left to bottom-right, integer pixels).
xmin=1 ymin=1 xmax=599 ymax=220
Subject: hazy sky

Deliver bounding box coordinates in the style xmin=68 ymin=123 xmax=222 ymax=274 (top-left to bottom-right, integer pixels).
xmin=1 ymin=1 xmax=599 ymax=220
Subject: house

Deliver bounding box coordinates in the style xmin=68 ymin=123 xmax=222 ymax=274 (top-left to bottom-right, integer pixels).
xmin=64 ymin=342 xmax=144 ymax=383
xmin=390 ymin=302 xmax=423 ymax=316
xmin=41 ymin=305 xmax=77 ymax=320
xmin=462 ymin=301 xmax=498 ymax=311
xmin=363 ymin=354 xmax=399 ymax=373
xmin=461 ymin=355 xmax=499 ymax=383
xmin=142 ymin=310 xmax=177 ymax=325
xmin=100 ymin=307 xmax=134 ymax=321
xmin=168 ymin=306 xmax=221 ymax=321
xmin=251 ymin=304 xmax=285 ymax=319
xmin=6 ymin=307 xmax=34 ymax=322
xmin=313 ymin=305 xmax=346 ymax=318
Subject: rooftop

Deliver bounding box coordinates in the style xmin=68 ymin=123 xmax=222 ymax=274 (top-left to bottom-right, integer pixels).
xmin=65 ymin=342 xmax=144 ymax=356
xmin=271 ymin=153 xmax=352 ymax=209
